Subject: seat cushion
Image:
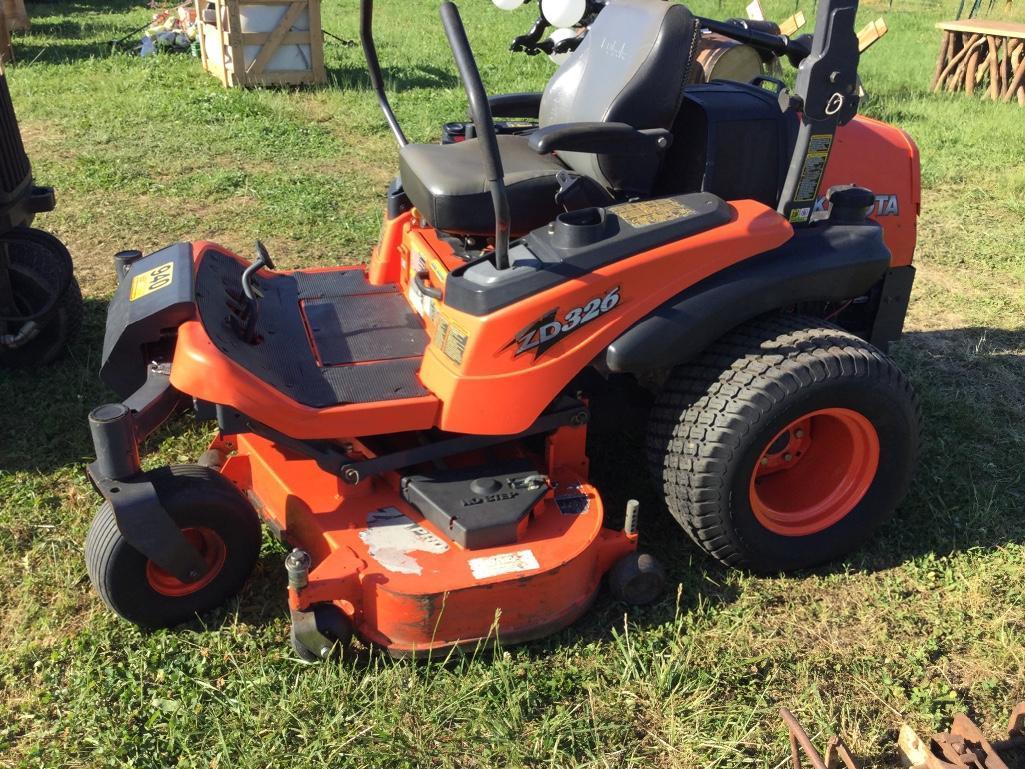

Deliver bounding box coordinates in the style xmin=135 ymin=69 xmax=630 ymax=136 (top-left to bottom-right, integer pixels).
xmin=539 ymin=0 xmax=699 ymax=195
xmin=400 ymin=135 xmax=570 ymax=237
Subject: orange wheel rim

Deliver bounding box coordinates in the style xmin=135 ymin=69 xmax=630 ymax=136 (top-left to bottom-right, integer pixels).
xmin=145 ymin=527 xmax=227 ymax=597
xmin=749 ymin=408 xmax=880 ymax=537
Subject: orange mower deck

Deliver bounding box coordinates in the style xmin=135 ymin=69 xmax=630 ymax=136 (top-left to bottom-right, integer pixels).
xmin=219 ymin=429 xmax=633 ymax=656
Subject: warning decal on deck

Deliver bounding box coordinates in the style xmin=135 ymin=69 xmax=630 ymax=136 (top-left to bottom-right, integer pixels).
xmin=359 ymin=507 xmax=448 ymax=575
xmin=612 ymin=198 xmax=695 ymax=228
xmin=468 ymin=549 xmax=541 ymax=580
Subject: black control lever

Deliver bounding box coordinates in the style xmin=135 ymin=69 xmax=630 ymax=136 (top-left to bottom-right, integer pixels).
xmin=232 ymin=240 xmax=275 ymax=343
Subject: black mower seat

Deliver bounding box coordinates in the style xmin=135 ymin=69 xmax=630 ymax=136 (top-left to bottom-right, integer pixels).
xmin=400 ymin=0 xmax=698 ymax=238
xmin=196 ymin=249 xmax=429 ymax=409
xmin=400 ymin=135 xmax=606 ymax=237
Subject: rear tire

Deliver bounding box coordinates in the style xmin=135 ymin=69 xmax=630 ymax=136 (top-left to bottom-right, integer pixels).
xmin=646 ymin=314 xmax=920 ymax=572
xmin=85 ymin=465 xmax=261 ymax=628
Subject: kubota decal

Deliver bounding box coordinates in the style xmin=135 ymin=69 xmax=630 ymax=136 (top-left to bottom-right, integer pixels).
xmin=813 ymin=193 xmax=900 ymax=217
xmin=506 ymin=286 xmax=621 ymax=359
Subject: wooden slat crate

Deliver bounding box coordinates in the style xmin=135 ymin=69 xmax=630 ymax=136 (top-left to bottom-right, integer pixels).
xmin=195 ymin=0 xmax=326 ymax=88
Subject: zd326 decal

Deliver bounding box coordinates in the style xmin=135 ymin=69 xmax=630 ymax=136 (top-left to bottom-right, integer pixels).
xmin=506 ymin=286 xmax=621 ymax=359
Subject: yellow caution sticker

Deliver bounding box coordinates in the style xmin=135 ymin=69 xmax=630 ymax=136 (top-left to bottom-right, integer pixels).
xmin=129 ymin=261 xmax=174 ymax=301
xmin=612 ymin=198 xmax=695 ymax=228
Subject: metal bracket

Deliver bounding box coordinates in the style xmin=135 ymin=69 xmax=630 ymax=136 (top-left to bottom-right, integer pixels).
xmin=86 ymin=368 xmax=204 ymax=584
xmin=290 ymin=608 xmax=335 ymax=661
xmin=87 ymin=464 xmax=209 ymax=583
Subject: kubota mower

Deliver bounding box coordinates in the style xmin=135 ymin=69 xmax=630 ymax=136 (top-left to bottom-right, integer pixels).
xmin=84 ymin=0 xmax=921 ymax=659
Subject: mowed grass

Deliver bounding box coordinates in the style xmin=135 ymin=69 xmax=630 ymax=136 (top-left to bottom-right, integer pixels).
xmin=1 ymin=0 xmax=1025 ymax=766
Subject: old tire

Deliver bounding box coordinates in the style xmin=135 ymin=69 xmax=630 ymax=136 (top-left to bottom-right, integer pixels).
xmin=290 ymin=604 xmax=353 ymax=662
xmin=85 ymin=465 xmax=261 ymax=628
xmin=647 ymin=314 xmax=920 ymax=572
xmin=0 ymin=228 xmax=82 ymax=367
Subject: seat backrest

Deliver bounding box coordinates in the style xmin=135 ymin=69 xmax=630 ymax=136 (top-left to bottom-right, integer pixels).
xmin=539 ymin=0 xmax=699 ymax=196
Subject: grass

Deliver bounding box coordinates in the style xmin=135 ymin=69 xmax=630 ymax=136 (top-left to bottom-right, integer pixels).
xmin=1 ymin=0 xmax=1025 ymax=766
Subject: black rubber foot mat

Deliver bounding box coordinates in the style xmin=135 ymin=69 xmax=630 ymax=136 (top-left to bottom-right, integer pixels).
xmin=196 ymin=251 xmax=428 ymax=408
xmin=305 ymin=294 xmax=425 ymax=365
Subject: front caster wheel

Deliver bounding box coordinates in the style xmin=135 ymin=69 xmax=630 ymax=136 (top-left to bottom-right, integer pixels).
xmin=85 ymin=464 xmax=261 ymax=628
xmin=608 ymin=552 xmax=666 ymax=605
xmin=290 ymin=604 xmax=353 ymax=662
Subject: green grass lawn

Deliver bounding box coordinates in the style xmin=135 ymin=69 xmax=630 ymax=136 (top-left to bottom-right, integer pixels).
xmin=1 ymin=0 xmax=1025 ymax=766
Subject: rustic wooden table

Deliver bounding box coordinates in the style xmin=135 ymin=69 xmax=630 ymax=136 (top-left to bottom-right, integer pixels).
xmin=933 ymin=19 xmax=1025 ymax=105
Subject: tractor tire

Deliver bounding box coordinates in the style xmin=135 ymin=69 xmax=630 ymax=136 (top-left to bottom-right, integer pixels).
xmin=647 ymin=314 xmax=920 ymax=572
xmin=85 ymin=465 xmax=261 ymax=628
xmin=0 ymin=228 xmax=82 ymax=367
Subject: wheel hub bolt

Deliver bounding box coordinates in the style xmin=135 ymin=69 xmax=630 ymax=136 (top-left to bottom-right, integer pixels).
xmin=794 ymin=429 xmax=805 ymax=438
xmin=760 ymin=457 xmax=769 ymax=466
xmin=784 ymin=453 xmax=793 ymax=462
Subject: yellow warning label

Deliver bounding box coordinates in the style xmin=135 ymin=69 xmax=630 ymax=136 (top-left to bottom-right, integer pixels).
xmin=612 ymin=198 xmax=695 ymax=228
xmin=793 ymin=133 xmax=834 ymax=202
xmin=129 ymin=261 xmax=174 ymax=301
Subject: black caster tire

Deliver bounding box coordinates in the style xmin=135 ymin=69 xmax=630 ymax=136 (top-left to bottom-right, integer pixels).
xmin=0 ymin=228 xmax=82 ymax=367
xmin=85 ymin=464 xmax=261 ymax=628
xmin=608 ymin=552 xmax=666 ymax=606
xmin=647 ymin=314 xmax=920 ymax=572
xmin=291 ymin=604 xmax=353 ymax=662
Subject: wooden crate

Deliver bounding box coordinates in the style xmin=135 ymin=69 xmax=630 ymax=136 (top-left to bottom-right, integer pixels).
xmin=196 ymin=0 xmax=326 ymax=88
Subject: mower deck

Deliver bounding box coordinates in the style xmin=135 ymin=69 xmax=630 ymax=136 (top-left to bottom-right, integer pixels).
xmin=221 ymin=431 xmax=633 ymax=656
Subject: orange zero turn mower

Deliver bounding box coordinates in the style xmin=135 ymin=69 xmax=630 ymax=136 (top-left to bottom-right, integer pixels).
xmin=84 ymin=0 xmax=920 ymax=659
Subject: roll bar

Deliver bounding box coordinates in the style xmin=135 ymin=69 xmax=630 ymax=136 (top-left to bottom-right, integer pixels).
xmin=439 ymin=2 xmax=512 ymax=269
xmin=776 ymin=0 xmax=862 ymax=224
xmin=360 ymin=0 xmax=407 ymax=147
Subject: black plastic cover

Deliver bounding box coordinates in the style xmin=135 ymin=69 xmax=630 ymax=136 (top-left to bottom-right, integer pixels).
xmin=100 ymin=243 xmax=196 ymax=399
xmin=443 ymin=192 xmax=732 ymax=316
xmin=605 ymin=221 xmax=892 ymax=373
xmin=401 ymin=460 xmax=548 ymax=550
xmin=656 ymin=81 xmax=799 ymax=207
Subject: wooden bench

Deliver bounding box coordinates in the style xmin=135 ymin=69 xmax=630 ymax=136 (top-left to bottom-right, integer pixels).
xmin=933 ymin=19 xmax=1025 ymax=105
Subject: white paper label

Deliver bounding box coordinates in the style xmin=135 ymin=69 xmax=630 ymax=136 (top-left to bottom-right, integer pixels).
xmin=468 ymin=549 xmax=541 ymax=580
